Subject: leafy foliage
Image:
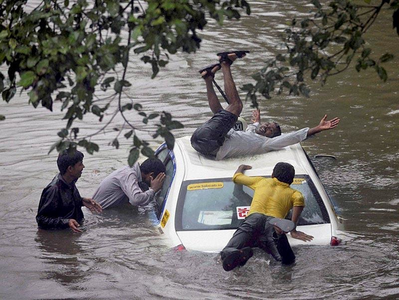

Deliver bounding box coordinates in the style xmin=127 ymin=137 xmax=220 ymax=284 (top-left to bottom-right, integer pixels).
xmin=0 ymin=0 xmax=250 ymax=165
xmin=244 ymin=0 xmax=399 ymax=107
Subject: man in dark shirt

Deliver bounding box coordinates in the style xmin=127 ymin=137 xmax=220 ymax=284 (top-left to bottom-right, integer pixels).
xmin=36 ymin=150 xmax=102 ymax=232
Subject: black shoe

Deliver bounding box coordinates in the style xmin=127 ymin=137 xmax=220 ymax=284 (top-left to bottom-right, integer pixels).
xmin=222 ymin=247 xmax=253 ymax=271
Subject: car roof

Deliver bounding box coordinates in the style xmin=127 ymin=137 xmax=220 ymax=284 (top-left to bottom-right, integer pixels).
xmin=174 ymin=136 xmax=311 ymax=181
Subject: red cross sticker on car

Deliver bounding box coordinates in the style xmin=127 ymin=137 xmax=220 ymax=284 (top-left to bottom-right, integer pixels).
xmin=236 ymin=206 xmax=250 ymax=219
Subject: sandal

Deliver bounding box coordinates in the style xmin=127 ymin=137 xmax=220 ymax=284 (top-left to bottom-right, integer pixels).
xmin=199 ymin=63 xmax=221 ymax=78
xmin=217 ymin=50 xmax=250 ymax=65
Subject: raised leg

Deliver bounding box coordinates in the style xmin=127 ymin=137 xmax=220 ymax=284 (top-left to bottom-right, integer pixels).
xmin=201 ymin=65 xmax=223 ymax=114
xmin=220 ymin=54 xmax=243 ymax=117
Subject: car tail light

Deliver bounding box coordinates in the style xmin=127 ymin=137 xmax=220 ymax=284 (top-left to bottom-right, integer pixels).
xmin=174 ymin=244 xmax=186 ymax=251
xmin=330 ymin=236 xmax=341 ymax=246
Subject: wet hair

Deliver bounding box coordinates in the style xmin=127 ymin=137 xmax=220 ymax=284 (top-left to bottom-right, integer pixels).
xmin=272 ymin=162 xmax=295 ymax=184
xmin=140 ymin=158 xmax=166 ymax=177
xmin=271 ymin=122 xmax=282 ymax=138
xmin=57 ymin=150 xmax=84 ymax=175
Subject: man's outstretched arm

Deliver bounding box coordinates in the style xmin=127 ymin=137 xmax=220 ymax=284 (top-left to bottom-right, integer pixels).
xmin=307 ymin=115 xmax=340 ymax=137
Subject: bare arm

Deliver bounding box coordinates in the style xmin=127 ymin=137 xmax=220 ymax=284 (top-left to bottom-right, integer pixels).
xmin=307 ymin=115 xmax=340 ymax=137
xmin=251 ymin=109 xmax=260 ymax=124
xmin=234 ymin=164 xmax=252 ymax=175
xmin=290 ymin=206 xmax=314 ymax=242
xmin=82 ymin=197 xmax=103 ymax=213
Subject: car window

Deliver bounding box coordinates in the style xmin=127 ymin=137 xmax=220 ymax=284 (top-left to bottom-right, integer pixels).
xmin=154 ymin=147 xmax=175 ymax=219
xmin=287 ymin=178 xmax=330 ymax=225
xmin=175 ymin=176 xmax=330 ymax=231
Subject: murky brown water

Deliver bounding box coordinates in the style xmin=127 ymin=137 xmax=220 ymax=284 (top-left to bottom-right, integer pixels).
xmin=1 ymin=1 xmax=398 ymax=299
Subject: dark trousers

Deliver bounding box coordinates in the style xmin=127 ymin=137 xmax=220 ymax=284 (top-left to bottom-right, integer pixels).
xmin=191 ymin=109 xmax=237 ymax=157
xmin=221 ymin=213 xmax=296 ymax=265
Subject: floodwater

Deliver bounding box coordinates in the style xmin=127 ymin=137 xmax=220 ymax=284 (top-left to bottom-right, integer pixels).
xmin=1 ymin=1 xmax=399 ymax=299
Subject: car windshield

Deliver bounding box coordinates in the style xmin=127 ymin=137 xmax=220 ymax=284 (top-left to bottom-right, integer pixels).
xmin=175 ymin=176 xmax=330 ymax=231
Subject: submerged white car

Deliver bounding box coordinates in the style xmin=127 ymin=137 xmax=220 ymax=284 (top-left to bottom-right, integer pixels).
xmin=153 ymin=136 xmax=344 ymax=252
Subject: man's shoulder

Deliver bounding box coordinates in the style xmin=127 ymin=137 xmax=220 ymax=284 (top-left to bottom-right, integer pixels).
xmin=290 ymin=187 xmax=304 ymax=199
xmin=102 ymin=165 xmax=140 ymax=183
xmin=44 ymin=175 xmax=61 ymax=189
xmin=41 ymin=175 xmax=62 ymax=198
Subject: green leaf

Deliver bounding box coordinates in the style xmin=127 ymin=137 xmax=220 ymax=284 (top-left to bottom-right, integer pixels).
xmin=86 ymin=142 xmax=99 ymax=154
xmin=107 ymin=1 xmax=120 ymax=17
xmin=57 ymin=128 xmax=69 ymax=138
xmin=18 ymin=71 xmax=36 ymax=88
xmin=167 ymin=120 xmax=184 ymax=130
xmin=312 ymin=0 xmax=322 ymax=9
xmin=376 ymin=66 xmax=388 ymax=82
xmin=120 ymin=80 xmax=131 ymax=87
xmin=112 ymin=138 xmax=120 ymax=149
xmin=2 ymin=86 xmax=16 ymax=102
xmin=133 ymin=103 xmax=143 ymax=111
xmin=311 ymin=66 xmax=320 ymax=79
xmin=122 ymin=103 xmax=133 ymax=111
xmin=48 ymin=140 xmax=62 ymax=154
xmin=133 ymin=135 xmax=142 ymax=147
xmin=124 ymin=130 xmax=133 ymax=139
xmin=132 ymin=27 xmax=142 ymax=41
xmin=151 ymin=16 xmax=165 ymax=26
xmin=379 ymin=53 xmax=394 ymax=63
xmin=362 ymin=48 xmax=372 ymax=58
xmin=333 ymin=36 xmax=347 ymax=44
xmin=114 ymin=80 xmax=122 ymax=93
xmin=128 ymin=148 xmax=140 ymax=167
xmin=282 ymin=81 xmax=292 ymax=89
xmin=299 ymin=84 xmax=311 ymax=97
xmin=36 ymin=59 xmax=49 ymax=75
xmin=27 ymin=57 xmax=40 ymax=68
xmin=28 ymin=90 xmax=39 ymax=105
xmin=103 ymin=77 xmax=115 ymax=85
xmin=0 ymin=30 xmax=8 ymax=39
xmin=141 ymin=146 xmax=154 ymax=157
xmin=148 ymin=113 xmax=159 ymax=120
xmin=164 ymin=132 xmax=175 ymax=149
xmin=92 ymin=105 xmax=102 ymax=116
xmin=0 ymin=115 xmax=5 ymax=121
xmin=15 ymin=45 xmax=31 ymax=55
xmin=241 ymin=83 xmax=254 ymax=92
xmin=9 ymin=39 xmax=17 ymax=49
xmin=159 ymin=60 xmax=168 ymax=67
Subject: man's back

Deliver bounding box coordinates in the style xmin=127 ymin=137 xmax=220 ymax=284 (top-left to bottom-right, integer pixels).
xmin=92 ymin=165 xmax=140 ymax=209
xmin=233 ymin=174 xmax=304 ymax=219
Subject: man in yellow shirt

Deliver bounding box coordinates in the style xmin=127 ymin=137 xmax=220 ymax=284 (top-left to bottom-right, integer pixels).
xmin=221 ymin=162 xmax=313 ymax=271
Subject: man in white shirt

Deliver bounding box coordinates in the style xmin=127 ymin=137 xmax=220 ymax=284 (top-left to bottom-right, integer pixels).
xmin=190 ymin=51 xmax=340 ymax=160
xmin=92 ymin=158 xmax=166 ymax=209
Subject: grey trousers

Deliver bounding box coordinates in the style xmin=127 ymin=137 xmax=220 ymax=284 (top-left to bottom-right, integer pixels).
xmin=221 ymin=213 xmax=296 ymax=265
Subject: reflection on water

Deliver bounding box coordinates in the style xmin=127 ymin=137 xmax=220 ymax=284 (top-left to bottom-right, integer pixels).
xmin=1 ymin=0 xmax=399 ymax=299
xmin=35 ymin=230 xmax=87 ymax=285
